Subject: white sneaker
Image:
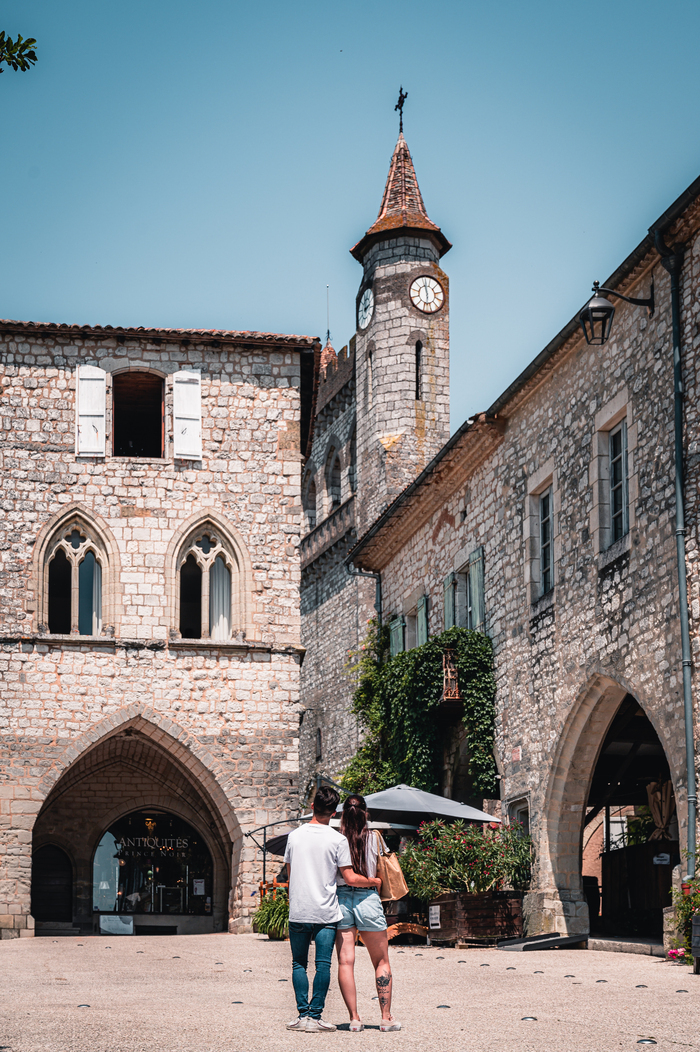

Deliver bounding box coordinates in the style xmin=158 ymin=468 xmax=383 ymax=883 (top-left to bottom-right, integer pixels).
xmin=305 ymin=1018 xmax=337 ymax=1032
xmin=286 ymin=1017 xmax=307 ymax=1030
xmin=380 ymin=1019 xmax=402 ymax=1032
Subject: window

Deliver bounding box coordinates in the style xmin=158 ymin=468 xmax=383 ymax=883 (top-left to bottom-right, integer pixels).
xmin=93 ymin=811 xmax=213 ymax=916
xmin=609 ymin=420 xmax=628 ymax=543
xmin=315 ymin=728 xmax=323 ymax=762
xmin=539 ymin=489 xmax=553 ymax=595
xmin=416 ymin=595 xmax=429 ymax=646
xmin=467 ymin=547 xmax=485 ymax=630
xmin=303 ymin=477 xmax=317 ymax=532
xmin=509 ymin=799 xmax=530 ymax=837
xmin=415 ymin=340 xmax=422 ymax=401
xmin=47 ymin=525 xmax=103 ymax=635
xmin=113 ymin=372 xmax=164 ymax=458
xmin=443 ymin=572 xmax=456 ymax=629
xmin=328 ymin=455 xmax=342 ymax=511
xmin=389 ymin=616 xmax=405 ymax=657
xmin=178 ymin=531 xmax=234 ymax=640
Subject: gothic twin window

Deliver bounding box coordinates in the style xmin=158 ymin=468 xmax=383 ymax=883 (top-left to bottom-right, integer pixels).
xmin=178 ymin=531 xmax=234 ymax=641
xmin=47 ymin=526 xmax=103 ymax=635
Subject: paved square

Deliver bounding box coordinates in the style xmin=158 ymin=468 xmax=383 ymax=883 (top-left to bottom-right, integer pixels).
xmin=1 ymin=934 xmax=698 ymax=1051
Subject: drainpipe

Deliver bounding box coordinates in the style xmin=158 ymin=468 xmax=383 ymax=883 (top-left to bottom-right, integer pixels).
xmin=347 ymin=563 xmax=382 ymax=631
xmin=653 ymin=228 xmax=697 ymax=879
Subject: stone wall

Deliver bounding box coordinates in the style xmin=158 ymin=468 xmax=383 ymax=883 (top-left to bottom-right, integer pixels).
xmin=0 ymin=321 xmax=314 ymax=937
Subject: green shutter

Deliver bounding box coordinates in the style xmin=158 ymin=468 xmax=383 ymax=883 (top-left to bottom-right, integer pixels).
xmin=417 ymin=595 xmax=429 ymax=646
xmin=389 ymin=616 xmax=405 ymax=657
xmin=443 ymin=573 xmax=456 ymax=629
xmin=468 ymin=546 xmax=485 ymax=632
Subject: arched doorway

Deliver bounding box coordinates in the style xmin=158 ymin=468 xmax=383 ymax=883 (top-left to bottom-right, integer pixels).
xmin=582 ymin=694 xmax=679 ymax=937
xmin=33 ymin=724 xmax=234 ymax=935
xmin=31 ymin=845 xmax=73 ymax=924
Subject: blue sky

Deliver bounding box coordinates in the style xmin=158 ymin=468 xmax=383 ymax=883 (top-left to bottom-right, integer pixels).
xmin=3 ymin=0 xmax=700 ymax=429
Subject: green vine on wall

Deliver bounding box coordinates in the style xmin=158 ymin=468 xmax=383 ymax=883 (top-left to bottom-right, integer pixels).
xmin=340 ymin=622 xmax=498 ymax=797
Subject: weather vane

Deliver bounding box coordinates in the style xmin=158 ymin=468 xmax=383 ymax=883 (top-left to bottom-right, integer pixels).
xmin=395 ymin=86 xmax=408 ymax=133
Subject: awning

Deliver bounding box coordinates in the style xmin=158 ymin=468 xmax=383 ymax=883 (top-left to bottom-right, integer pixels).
xmin=353 ymin=784 xmax=500 ymax=824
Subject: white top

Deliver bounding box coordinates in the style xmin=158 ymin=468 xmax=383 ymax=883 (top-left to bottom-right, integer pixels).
xmin=336 ymin=830 xmax=379 ymax=887
xmin=284 ymin=822 xmax=352 ymax=924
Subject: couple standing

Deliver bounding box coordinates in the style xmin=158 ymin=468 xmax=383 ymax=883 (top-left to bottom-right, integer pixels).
xmin=283 ymin=786 xmax=401 ymax=1033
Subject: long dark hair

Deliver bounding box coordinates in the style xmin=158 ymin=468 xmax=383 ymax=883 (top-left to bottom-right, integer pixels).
xmin=341 ymin=794 xmax=369 ymax=876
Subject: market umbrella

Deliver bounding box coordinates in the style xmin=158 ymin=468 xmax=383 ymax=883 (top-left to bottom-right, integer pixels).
xmin=348 ymin=784 xmax=500 ymax=825
xmin=264 ymin=819 xmax=417 ymax=857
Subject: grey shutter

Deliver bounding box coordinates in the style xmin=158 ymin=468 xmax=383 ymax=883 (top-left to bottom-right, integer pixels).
xmin=76 ymin=365 xmax=106 ymax=456
xmin=416 ymin=595 xmax=429 ymax=646
xmin=173 ymin=370 xmax=202 ymax=459
xmin=443 ymin=573 xmax=456 ymax=629
xmin=389 ymin=616 xmax=405 ymax=658
xmin=468 ymin=546 xmax=485 ymax=631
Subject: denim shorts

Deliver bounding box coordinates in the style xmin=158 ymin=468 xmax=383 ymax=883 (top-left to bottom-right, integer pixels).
xmin=336 ymin=886 xmax=387 ymax=932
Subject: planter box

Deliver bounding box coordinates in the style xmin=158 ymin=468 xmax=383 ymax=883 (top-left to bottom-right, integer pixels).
xmin=428 ymin=891 xmax=523 ymax=945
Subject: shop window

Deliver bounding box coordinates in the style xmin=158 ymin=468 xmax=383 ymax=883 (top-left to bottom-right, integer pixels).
xmin=93 ymin=811 xmax=213 ymax=916
xmin=178 ymin=530 xmax=234 ymax=640
xmin=46 ymin=525 xmax=103 ymax=635
xmin=113 ymin=371 xmax=164 ymax=458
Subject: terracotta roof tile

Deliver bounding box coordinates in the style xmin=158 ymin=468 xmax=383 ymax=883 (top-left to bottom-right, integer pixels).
xmin=0 ymin=318 xmax=318 ymax=349
xmin=351 ymin=133 xmax=451 ymax=261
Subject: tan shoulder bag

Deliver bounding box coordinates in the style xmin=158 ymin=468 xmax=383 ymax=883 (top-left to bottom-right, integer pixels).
xmin=374 ymin=830 xmax=409 ymax=901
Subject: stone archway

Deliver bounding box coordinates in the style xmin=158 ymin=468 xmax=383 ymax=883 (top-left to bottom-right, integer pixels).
xmin=31 ymin=712 xmax=241 ymax=936
xmin=532 ymin=674 xmax=682 ymax=937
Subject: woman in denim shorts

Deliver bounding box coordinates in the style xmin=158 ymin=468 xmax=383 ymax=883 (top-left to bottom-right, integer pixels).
xmin=335 ymin=795 xmax=401 ymax=1032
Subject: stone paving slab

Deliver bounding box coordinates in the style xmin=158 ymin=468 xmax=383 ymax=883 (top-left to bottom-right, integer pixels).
xmin=0 ymin=933 xmax=699 ymax=1052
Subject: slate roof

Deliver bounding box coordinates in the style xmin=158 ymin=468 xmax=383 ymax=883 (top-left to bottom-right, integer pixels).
xmin=351 ymin=133 xmax=451 ymax=261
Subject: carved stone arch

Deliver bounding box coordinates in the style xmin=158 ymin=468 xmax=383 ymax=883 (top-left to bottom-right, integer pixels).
xmin=537 ymin=670 xmax=683 ymax=934
xmin=166 ymin=508 xmax=254 ymax=640
xmin=32 ymin=504 xmax=121 ymax=634
xmin=36 ymin=705 xmax=240 ymax=849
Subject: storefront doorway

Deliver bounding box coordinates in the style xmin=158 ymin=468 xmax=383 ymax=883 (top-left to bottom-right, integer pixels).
xmin=93 ymin=811 xmax=214 ymax=922
xmin=582 ymin=693 xmax=679 ymax=937
xmin=31 ymin=845 xmax=73 ymax=924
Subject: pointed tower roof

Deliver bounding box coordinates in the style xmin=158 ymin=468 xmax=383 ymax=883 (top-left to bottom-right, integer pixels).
xmin=351 ymin=133 xmax=451 ymax=262
xmin=320 ymin=336 xmax=337 ymax=378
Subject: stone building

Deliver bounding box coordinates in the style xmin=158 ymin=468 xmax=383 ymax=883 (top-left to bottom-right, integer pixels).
xmin=0 ymin=318 xmax=318 ymax=938
xmin=300 ymin=122 xmax=700 ymax=937
xmin=300 ymin=133 xmax=451 ymax=794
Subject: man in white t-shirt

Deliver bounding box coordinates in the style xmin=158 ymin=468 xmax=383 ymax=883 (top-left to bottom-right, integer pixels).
xmin=283 ymin=786 xmax=382 ymax=1033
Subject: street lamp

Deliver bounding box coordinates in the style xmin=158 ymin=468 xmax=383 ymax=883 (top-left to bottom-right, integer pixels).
xmin=579 ymin=278 xmax=654 ymax=346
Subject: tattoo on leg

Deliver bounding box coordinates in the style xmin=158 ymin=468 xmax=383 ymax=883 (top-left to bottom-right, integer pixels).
xmin=378 ymin=995 xmax=389 ymax=1006
xmin=376 ymin=973 xmax=392 ymax=988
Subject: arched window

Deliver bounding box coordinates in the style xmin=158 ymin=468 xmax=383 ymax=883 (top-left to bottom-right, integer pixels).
xmin=303 ymin=477 xmax=317 ymax=532
xmin=327 ymin=454 xmax=342 ymax=512
xmin=178 ymin=529 xmax=235 ymax=640
xmin=47 ymin=524 xmax=103 ymax=635
xmin=415 ymin=340 xmax=422 ymax=401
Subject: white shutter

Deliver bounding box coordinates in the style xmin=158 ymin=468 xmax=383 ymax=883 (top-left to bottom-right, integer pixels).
xmin=76 ymin=365 xmax=106 ymax=456
xmin=173 ymin=370 xmax=202 ymax=459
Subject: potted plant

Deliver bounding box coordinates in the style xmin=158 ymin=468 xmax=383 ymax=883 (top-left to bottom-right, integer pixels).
xmin=252 ymin=886 xmax=289 ymax=940
xmin=400 ymin=819 xmax=532 ymax=944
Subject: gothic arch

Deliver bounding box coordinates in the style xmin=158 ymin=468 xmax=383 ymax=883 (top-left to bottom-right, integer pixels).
xmin=32 ymin=504 xmax=121 ymax=634
xmin=540 ymin=672 xmax=682 ymax=904
xmin=166 ymin=509 xmax=255 ymax=640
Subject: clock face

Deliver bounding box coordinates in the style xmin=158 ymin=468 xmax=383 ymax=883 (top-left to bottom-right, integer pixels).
xmin=358 ymin=287 xmax=374 ymax=330
xmin=410 ymin=275 xmax=444 ymax=314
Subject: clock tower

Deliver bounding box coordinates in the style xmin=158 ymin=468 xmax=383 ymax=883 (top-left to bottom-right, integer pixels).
xmin=351 ymin=130 xmax=451 ymax=534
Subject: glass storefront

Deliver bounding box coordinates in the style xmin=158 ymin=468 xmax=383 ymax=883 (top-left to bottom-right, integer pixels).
xmin=93 ymin=811 xmax=213 ymax=915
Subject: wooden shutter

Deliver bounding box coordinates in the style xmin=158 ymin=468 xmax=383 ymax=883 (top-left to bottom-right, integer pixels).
xmin=443 ymin=573 xmax=456 ymax=630
xmin=389 ymin=616 xmax=405 ymax=658
xmin=468 ymin=546 xmax=485 ymax=631
xmin=173 ymin=370 xmax=202 ymax=459
xmin=76 ymin=365 xmax=106 ymax=455
xmin=417 ymin=595 xmax=429 ymax=646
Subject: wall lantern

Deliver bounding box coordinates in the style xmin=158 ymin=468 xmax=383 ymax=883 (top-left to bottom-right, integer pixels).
xmin=579 ymin=278 xmax=654 ymax=346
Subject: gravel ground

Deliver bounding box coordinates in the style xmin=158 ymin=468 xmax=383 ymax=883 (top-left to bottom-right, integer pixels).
xmin=0 ymin=933 xmax=698 ymax=1052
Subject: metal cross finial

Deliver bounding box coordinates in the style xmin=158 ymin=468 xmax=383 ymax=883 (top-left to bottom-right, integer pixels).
xmin=395 ymin=86 xmax=408 ymax=133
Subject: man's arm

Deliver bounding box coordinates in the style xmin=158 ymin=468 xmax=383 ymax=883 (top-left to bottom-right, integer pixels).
xmin=338 ymin=865 xmax=382 ymax=889
xmin=286 ymin=862 xmax=290 ymax=882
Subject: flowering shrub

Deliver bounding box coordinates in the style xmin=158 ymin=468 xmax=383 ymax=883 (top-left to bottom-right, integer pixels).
xmin=671 ymin=876 xmax=700 ymax=955
xmin=399 ymin=818 xmax=533 ymax=901
xmin=667 ymin=947 xmax=686 ymax=961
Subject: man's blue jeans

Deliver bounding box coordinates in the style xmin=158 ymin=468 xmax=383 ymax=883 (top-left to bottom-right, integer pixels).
xmin=288 ymin=921 xmax=337 ymax=1019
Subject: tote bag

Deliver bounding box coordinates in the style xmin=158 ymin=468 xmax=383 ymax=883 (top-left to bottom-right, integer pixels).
xmin=374 ymin=831 xmax=409 ymax=902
